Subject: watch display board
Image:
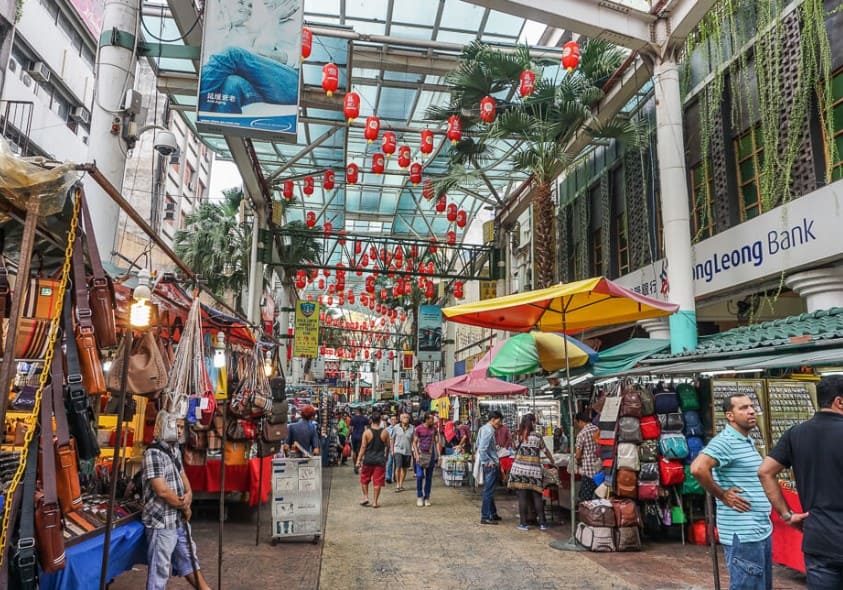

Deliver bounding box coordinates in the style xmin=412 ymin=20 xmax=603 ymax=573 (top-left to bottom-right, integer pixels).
xmin=270 ymin=457 xmax=322 ymax=543
xmin=765 ymin=379 xmax=817 ymax=482
xmin=710 ymin=379 xmax=769 ymax=455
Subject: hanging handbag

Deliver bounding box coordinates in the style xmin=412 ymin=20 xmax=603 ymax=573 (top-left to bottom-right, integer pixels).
xmin=107 ymin=331 xmax=169 ymax=397
xmin=47 ymin=353 xmax=82 ymax=514
xmin=142 ymin=399 xmax=158 ymax=445
xmin=80 ymin=193 xmax=117 ymax=348
xmin=36 ymin=363 xmax=67 ymax=573
xmin=261 ymin=420 xmax=287 ymax=442
xmin=12 ymin=317 xmax=52 ymax=359
xmin=71 ymin=229 xmax=106 ymax=394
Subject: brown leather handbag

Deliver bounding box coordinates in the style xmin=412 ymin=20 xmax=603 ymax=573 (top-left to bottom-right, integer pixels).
xmin=48 ymin=354 xmax=82 ymax=514
xmin=76 ymin=325 xmax=106 ymax=395
xmin=107 ymin=331 xmax=169 ymax=397
xmin=261 ymin=420 xmax=287 ymax=442
xmin=79 ymin=194 xmax=117 ymax=348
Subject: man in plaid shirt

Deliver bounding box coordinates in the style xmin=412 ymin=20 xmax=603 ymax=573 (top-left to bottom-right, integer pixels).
xmin=574 ymin=412 xmax=600 ymax=502
xmin=142 ymin=419 xmax=210 ymax=590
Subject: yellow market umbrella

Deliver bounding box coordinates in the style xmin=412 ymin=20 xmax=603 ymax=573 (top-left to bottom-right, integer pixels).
xmin=441 ymin=276 xmax=678 ymax=333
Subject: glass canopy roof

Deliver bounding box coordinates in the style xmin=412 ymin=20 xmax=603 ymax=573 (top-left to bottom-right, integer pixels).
xmin=143 ymin=0 xmax=570 ymax=244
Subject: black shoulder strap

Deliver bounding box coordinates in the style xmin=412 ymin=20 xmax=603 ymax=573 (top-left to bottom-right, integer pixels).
xmin=12 ymin=434 xmax=39 ymax=589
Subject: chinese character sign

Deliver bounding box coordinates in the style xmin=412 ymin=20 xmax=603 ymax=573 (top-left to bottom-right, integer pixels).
xmin=197 ymin=0 xmax=302 ymax=136
xmin=417 ymin=305 xmax=442 ymax=362
xmin=293 ymin=301 xmax=319 ymax=358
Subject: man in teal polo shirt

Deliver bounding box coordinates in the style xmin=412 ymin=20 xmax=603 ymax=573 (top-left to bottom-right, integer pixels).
xmin=691 ymin=394 xmax=772 ymax=590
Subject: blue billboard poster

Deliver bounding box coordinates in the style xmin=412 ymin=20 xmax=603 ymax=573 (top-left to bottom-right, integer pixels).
xmin=417 ymin=305 xmax=442 ymax=362
xmin=197 ymin=0 xmax=302 ymax=136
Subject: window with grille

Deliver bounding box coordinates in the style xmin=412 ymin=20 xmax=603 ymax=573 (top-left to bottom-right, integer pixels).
xmin=689 ymin=160 xmax=716 ymax=239
xmin=616 ymin=212 xmax=629 ymax=275
xmin=733 ymin=125 xmax=764 ymax=221
xmin=821 ymin=67 xmax=843 ymax=181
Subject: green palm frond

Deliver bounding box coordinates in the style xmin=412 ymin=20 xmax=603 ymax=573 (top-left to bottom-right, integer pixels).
xmin=585 ymin=117 xmax=647 ymax=148
xmin=431 ymin=164 xmax=484 ymax=197
xmin=579 ymin=39 xmax=628 ymax=86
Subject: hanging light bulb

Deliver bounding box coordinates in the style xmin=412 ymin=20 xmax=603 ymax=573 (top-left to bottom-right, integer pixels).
xmin=130 ymin=268 xmax=152 ymax=328
xmin=213 ymin=331 xmax=226 ymax=368
xmin=263 ymin=350 xmax=274 ymax=377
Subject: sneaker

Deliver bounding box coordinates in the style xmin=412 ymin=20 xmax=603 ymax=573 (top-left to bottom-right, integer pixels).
xmin=424 ymin=499 xmax=431 ymax=507
xmin=539 ymin=524 xmax=549 ymax=531
xmin=480 ymin=519 xmax=499 ymax=525
xmin=417 ymin=498 xmax=424 ymax=507
xmin=490 ymin=515 xmax=502 ymax=521
xmin=516 ymin=524 xmax=529 ymax=531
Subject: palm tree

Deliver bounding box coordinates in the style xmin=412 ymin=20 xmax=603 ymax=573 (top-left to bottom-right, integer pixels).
xmin=174 ymin=186 xmax=250 ymax=300
xmin=428 ymin=40 xmax=641 ymax=289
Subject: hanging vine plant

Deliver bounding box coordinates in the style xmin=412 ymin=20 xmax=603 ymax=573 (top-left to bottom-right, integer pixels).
xmin=685 ymin=0 xmax=836 ymax=219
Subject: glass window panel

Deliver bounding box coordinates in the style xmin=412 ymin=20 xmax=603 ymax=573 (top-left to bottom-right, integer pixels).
xmin=345 ymin=18 xmax=385 ymax=36
xmin=304 ymin=0 xmax=340 ymax=14
xmin=483 ymin=10 xmax=523 ymax=35
xmin=377 ymin=87 xmax=415 ymax=119
xmin=742 ymin=184 xmax=758 ymax=207
xmin=739 ymin=159 xmax=755 ymax=181
xmin=832 ymin=71 xmax=843 ymax=99
xmin=436 ymin=30 xmax=481 ymax=45
xmin=833 ymin=102 xmax=843 ymax=127
xmin=737 ymin=133 xmax=753 ymax=155
xmin=344 ymin=0 xmax=388 ymax=19
xmin=389 ymin=24 xmax=434 ymax=41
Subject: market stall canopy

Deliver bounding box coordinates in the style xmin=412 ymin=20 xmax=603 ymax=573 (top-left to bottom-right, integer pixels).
xmin=591 ymin=338 xmax=670 ymax=376
xmin=426 ymin=369 xmax=528 ymax=400
xmin=441 ymin=277 xmax=679 ymax=333
xmin=489 ymin=332 xmax=598 ymax=376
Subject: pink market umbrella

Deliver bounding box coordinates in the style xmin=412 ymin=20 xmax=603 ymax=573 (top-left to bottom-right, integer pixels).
xmin=426 ymin=368 xmax=528 ymax=399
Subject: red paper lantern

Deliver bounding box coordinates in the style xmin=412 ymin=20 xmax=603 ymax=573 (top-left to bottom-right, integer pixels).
xmin=282 ymin=180 xmax=293 ymax=200
xmin=364 ymin=116 xmax=380 ymax=143
xmin=446 ymin=230 xmax=456 ymax=245
xmin=388 ymin=351 xmax=395 ymax=360
xmin=428 ymin=237 xmax=438 ymax=253
xmin=447 ymin=115 xmax=462 ymax=144
xmin=561 ymin=41 xmax=581 ymax=72
xmin=446 ymin=203 xmax=458 ymax=222
xmin=409 ymin=162 xmax=422 ymax=185
xmin=318 ymin=278 xmax=325 ymax=290
xmin=382 ymin=131 xmax=396 ymax=157
xmin=327 ymin=295 xmax=333 ymax=306
xmin=425 ymin=281 xmax=435 ymax=299
xmin=519 ymin=70 xmax=535 ymax=97
xmin=305 ymin=211 xmax=316 ymax=228
xmin=435 ymin=195 xmax=446 ymax=213
xmin=306 ymin=294 xmax=313 ymax=301
xmin=337 ymin=230 xmax=346 ymax=245
xmin=454 ymin=280 xmax=464 ymax=299
xmin=347 ymin=290 xmax=355 ymax=304
xmin=379 ymin=288 xmax=388 ymax=301
xmin=328 ymin=283 xmax=336 ymax=295
xmin=397 ymin=145 xmax=411 ymax=168
xmin=303 ymin=176 xmax=314 ymax=195
xmin=295 ymin=279 xmax=305 ymax=289
xmin=346 ymin=163 xmax=359 ymax=184
xmin=404 ymin=282 xmax=412 ymax=295
xmin=371 ymin=152 xmax=385 ymax=175
xmin=322 ymin=63 xmax=339 ymax=96
xmin=301 ymin=28 xmax=312 ymax=60
xmin=420 ymin=129 xmax=434 ymax=155
xmin=324 ymin=221 xmax=333 ymax=236
xmin=456 ymin=209 xmax=467 ymax=228
xmin=480 ymin=95 xmax=496 ymax=123
xmin=343 ymin=92 xmax=360 ymax=123
xmin=422 ymin=179 xmax=435 ymax=200
xmin=324 ymin=169 xmax=335 ymax=190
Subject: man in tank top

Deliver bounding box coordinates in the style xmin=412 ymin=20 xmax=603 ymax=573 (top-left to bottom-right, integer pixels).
xmin=357 ymin=410 xmax=390 ymax=508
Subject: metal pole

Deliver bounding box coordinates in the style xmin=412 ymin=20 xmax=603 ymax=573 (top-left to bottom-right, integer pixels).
xmin=218 ymin=400 xmax=228 ymax=590
xmin=99 ymin=330 xmax=132 ymax=590
xmin=706 ymin=492 xmax=722 ymax=589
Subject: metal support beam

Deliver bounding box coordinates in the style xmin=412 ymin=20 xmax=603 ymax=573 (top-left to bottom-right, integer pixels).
xmin=464 ymin=0 xmax=655 ymax=50
xmin=265 ymin=127 xmax=343 ymax=182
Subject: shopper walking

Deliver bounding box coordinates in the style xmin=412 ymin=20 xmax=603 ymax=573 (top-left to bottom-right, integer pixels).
xmin=356 ymin=410 xmax=390 ymax=508
xmin=477 ymin=411 xmax=503 ymax=525
xmin=508 ymin=413 xmax=556 ymax=531
xmin=392 ymin=412 xmax=414 ymax=492
xmin=350 ymin=407 xmax=369 ymax=474
xmin=285 ymin=405 xmax=320 ymax=457
xmin=574 ymin=411 xmax=600 ymax=502
xmin=143 ymin=419 xmax=210 ymax=590
xmin=691 ymin=394 xmax=772 ymax=590
xmin=337 ymin=411 xmax=349 ymax=465
xmin=758 ymin=375 xmax=843 ymax=589
xmin=385 ymin=414 xmax=398 ymax=484
xmin=412 ymin=412 xmax=441 ymax=507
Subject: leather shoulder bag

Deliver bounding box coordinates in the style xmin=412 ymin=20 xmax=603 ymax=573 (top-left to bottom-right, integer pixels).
xmin=80 ymin=192 xmax=117 ymax=348
xmin=36 ymin=363 xmax=67 ymax=573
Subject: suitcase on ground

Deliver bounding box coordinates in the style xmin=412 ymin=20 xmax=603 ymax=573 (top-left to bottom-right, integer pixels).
xmin=578 ymin=499 xmax=616 ymax=527
xmin=575 ymin=522 xmax=616 ymax=552
xmin=615 ymin=526 xmax=643 ymax=551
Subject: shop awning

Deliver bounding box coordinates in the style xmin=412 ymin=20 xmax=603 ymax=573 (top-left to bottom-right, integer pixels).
xmin=591 ymin=338 xmax=670 ymax=376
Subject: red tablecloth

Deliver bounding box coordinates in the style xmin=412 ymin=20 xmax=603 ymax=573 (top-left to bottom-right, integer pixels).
xmin=184 ymin=457 xmax=272 ymax=506
xmin=771 ymin=488 xmax=806 ymax=573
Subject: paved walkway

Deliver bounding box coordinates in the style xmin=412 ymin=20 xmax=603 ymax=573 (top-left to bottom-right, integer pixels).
xmin=111 ymin=462 xmax=808 ymax=590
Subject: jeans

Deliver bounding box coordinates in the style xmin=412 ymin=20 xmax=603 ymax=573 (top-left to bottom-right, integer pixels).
xmin=723 ymin=533 xmax=772 ymax=590
xmin=804 ymin=554 xmax=843 ymax=590
xmin=415 ymin=461 xmax=434 ymax=499
xmin=146 ymin=525 xmax=199 ymax=590
xmin=386 ymin=453 xmax=394 ymax=482
xmin=481 ymin=464 xmax=499 ymax=521
xmin=199 ymin=47 xmax=299 ymax=114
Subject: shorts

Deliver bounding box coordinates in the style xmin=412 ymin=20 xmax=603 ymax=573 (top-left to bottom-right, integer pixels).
xmin=393 ymin=453 xmax=412 ymax=469
xmin=146 ymin=525 xmax=200 ymax=589
xmin=360 ymin=464 xmax=386 ymax=487
xmin=352 ymin=438 xmax=363 ymax=453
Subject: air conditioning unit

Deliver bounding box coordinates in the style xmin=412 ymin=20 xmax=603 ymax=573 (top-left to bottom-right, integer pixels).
xmin=21 ymin=73 xmax=32 ymax=88
xmin=28 ymin=62 xmax=50 ymax=83
xmin=70 ymin=106 xmax=90 ymax=124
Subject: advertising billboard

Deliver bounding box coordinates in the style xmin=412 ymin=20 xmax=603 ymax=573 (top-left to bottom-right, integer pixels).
xmin=197 ymin=0 xmax=302 ymax=137
xmin=417 ymin=305 xmax=442 ymax=362
xmin=293 ymin=300 xmax=319 ymax=358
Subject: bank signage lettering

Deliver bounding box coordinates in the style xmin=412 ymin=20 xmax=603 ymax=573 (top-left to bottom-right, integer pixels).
xmin=616 ymin=181 xmax=841 ymax=299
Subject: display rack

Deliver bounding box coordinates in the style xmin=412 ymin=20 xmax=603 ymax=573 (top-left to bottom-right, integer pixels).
xmin=710 ymin=379 xmax=769 ymax=454
xmin=270 ymin=457 xmax=322 ymax=544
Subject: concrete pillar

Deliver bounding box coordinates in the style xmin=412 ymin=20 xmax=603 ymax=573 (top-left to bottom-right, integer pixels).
xmin=85 ymin=0 xmax=139 ymax=260
xmin=443 ymin=307 xmax=456 ymax=380
xmin=785 ymin=266 xmax=843 ymax=312
xmin=247 ymin=213 xmax=263 ymax=324
xmin=637 ymin=317 xmax=671 ymax=339
xmin=653 ymin=55 xmax=698 ymax=353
